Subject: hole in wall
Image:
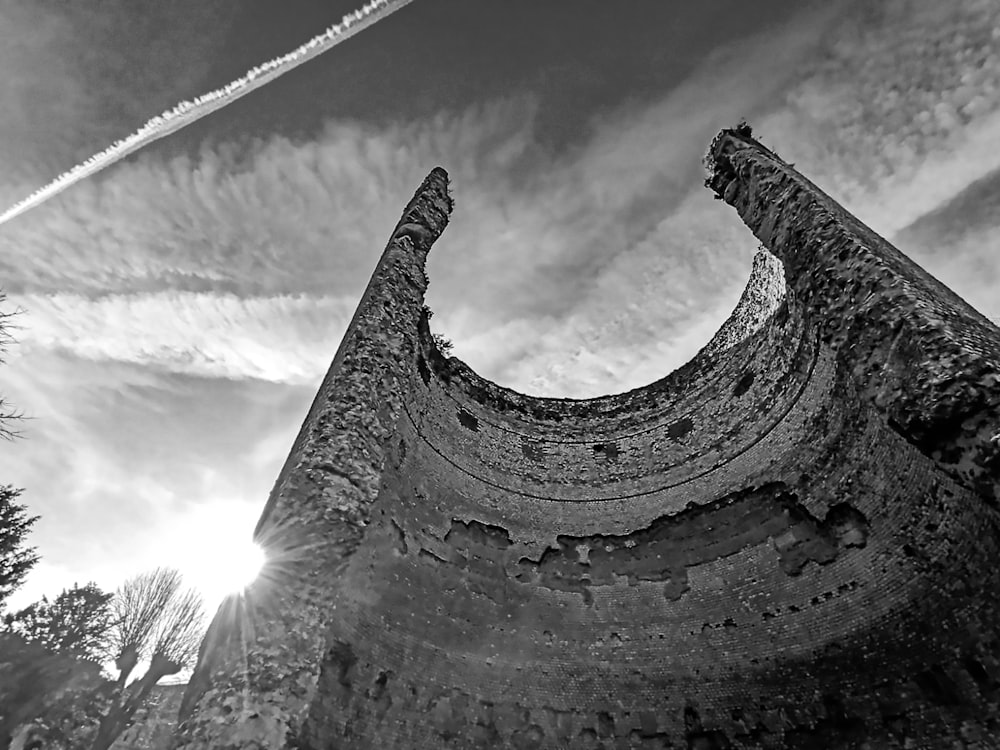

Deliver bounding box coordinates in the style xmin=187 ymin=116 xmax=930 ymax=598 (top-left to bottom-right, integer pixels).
xmin=733 ymin=370 xmax=755 ymax=397
xmin=457 ymin=409 xmax=479 ymax=431
xmin=592 ymin=442 xmax=620 ymax=460
xmin=668 ymin=417 xmax=695 ymax=439
xmin=962 ymin=656 xmax=992 ymax=688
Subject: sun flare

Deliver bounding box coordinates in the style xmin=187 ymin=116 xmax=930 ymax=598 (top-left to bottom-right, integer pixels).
xmin=162 ymin=500 xmax=268 ymax=609
xmin=216 ymin=539 xmax=266 ymax=593
xmin=177 ymin=535 xmax=266 ymax=609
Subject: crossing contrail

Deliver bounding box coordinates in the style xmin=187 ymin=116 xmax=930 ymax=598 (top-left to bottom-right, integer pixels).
xmin=0 ymin=0 xmax=416 ymax=228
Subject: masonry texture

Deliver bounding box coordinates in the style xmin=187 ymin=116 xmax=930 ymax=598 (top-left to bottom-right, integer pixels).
xmin=172 ymin=128 xmax=1000 ymax=750
xmin=111 ymin=685 xmax=186 ymax=750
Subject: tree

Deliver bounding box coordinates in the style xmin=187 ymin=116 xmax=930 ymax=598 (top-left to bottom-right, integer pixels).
xmin=3 ymin=583 xmax=113 ymax=661
xmin=0 ymin=290 xmax=25 ymax=440
xmin=0 ymin=631 xmax=111 ymax=749
xmin=0 ymin=485 xmax=39 ymax=611
xmin=432 ymin=332 xmax=454 ymax=356
xmin=90 ymin=567 xmax=205 ymax=750
xmin=0 ymin=291 xmax=36 ymax=613
xmin=1 ymin=570 xmax=206 ymax=750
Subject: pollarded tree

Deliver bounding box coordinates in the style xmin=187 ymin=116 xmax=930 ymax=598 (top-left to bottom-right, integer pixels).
xmin=3 ymin=582 xmax=113 ymax=661
xmin=0 ymin=485 xmax=40 ymax=612
xmin=90 ymin=567 xmax=206 ymax=750
xmin=2 ymin=570 xmax=205 ymax=750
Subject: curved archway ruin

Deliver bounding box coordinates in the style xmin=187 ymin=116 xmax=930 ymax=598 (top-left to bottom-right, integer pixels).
xmin=172 ymin=127 xmax=1000 ymax=749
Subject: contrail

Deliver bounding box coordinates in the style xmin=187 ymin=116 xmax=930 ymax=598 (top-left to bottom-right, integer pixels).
xmin=0 ymin=0 xmax=416 ymax=228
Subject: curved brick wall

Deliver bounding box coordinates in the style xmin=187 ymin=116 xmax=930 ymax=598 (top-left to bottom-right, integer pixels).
xmin=175 ymin=131 xmax=1000 ymax=750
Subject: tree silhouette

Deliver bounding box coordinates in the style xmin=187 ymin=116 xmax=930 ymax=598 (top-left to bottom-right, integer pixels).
xmin=0 ymin=631 xmax=109 ymax=749
xmin=0 ymin=293 xmax=35 ymax=611
xmin=3 ymin=582 xmax=113 ymax=662
xmin=0 ymin=485 xmax=39 ymax=612
xmin=90 ymin=568 xmax=205 ymax=750
xmin=0 ymin=291 xmax=25 ymax=440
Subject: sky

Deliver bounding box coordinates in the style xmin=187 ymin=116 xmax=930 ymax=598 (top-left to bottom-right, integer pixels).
xmin=1 ymin=0 xmax=999 ymax=640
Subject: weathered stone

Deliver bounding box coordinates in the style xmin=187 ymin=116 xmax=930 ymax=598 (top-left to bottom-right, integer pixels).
xmin=172 ymin=127 xmax=1000 ymax=749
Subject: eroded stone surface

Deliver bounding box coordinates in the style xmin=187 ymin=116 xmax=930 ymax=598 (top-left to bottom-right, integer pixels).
xmin=172 ymin=169 xmax=453 ymax=750
xmin=395 ymin=484 xmax=870 ymax=608
xmin=177 ymin=127 xmax=1000 ymax=749
xmin=706 ymin=125 xmax=1000 ymax=505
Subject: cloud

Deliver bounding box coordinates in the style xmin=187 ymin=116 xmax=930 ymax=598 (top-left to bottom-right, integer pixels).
xmin=5 ymin=0 xmax=1000 ymax=610
xmin=13 ymin=291 xmax=358 ymax=384
xmin=4 ymin=1 xmax=1000 ymax=395
xmin=0 ymin=348 xmax=311 ymax=610
xmin=4 ymin=0 xmax=999 ymax=406
xmin=745 ymin=0 xmax=1000 ymax=323
xmin=0 ymin=97 xmax=542 ymax=297
xmin=0 ymin=1 xmax=853 ymax=402
xmin=891 ymin=164 xmax=1000 ymax=323
xmin=751 ymin=3 xmax=1000 ymax=218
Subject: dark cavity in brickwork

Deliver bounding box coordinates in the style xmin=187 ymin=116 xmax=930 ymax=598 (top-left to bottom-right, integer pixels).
xmin=457 ymin=408 xmax=479 ymax=431
xmin=962 ymin=655 xmax=994 ymax=690
xmin=416 ymin=353 xmax=431 ymax=385
xmin=514 ymin=483 xmax=870 ymax=603
xmin=760 ymin=580 xmax=860 ymax=621
xmin=733 ymin=369 xmax=755 ymax=397
xmin=667 ymin=417 xmax=695 ymax=439
xmin=592 ymin=442 xmax=620 ymax=460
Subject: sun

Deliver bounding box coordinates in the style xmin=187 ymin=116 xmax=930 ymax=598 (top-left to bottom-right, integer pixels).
xmin=167 ymin=502 xmax=268 ymax=609
xmin=211 ymin=538 xmax=266 ymax=594
xmin=177 ymin=534 xmax=266 ymax=609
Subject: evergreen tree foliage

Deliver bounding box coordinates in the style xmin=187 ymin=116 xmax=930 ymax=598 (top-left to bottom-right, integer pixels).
xmin=0 ymin=485 xmax=40 ymax=611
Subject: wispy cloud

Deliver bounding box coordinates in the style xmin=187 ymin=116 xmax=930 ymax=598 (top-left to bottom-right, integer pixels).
xmin=14 ymin=292 xmax=358 ymax=384
xmin=0 ymin=0 xmax=415 ymax=227
xmin=3 ymin=0 xmax=1000 ymax=610
xmin=1 ymin=3 xmax=850 ymax=398
xmin=749 ymin=1 xmax=1000 ymax=322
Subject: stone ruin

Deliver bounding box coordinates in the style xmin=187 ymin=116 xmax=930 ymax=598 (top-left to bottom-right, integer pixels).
xmin=169 ymin=127 xmax=1000 ymax=749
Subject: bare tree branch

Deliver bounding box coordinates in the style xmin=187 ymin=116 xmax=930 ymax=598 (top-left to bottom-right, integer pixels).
xmin=88 ymin=568 xmax=206 ymax=750
xmin=106 ymin=568 xmax=179 ymax=685
xmin=0 ymin=291 xmax=27 ymax=441
xmin=150 ymin=585 xmax=204 ymax=673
